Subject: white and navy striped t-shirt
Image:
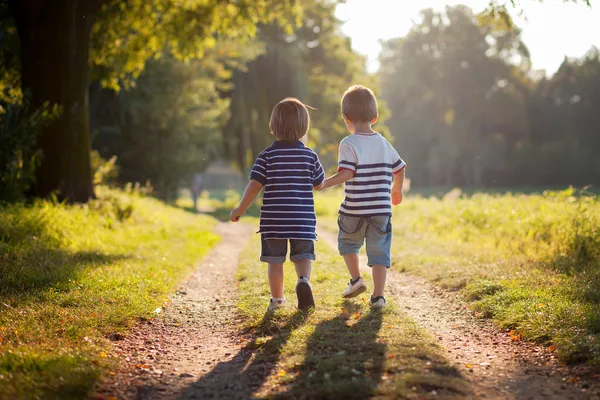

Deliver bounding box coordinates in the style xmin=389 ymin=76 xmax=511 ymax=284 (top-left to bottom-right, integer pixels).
xmin=337 ymin=133 xmax=405 ymax=217
xmin=250 ymin=140 xmax=325 ymax=241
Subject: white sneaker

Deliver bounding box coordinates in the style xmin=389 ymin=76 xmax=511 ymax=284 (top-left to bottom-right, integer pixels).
xmin=296 ymin=277 xmax=315 ymax=311
xmin=268 ymin=297 xmax=286 ymax=311
xmin=370 ymin=296 xmax=386 ymax=309
xmin=342 ymin=277 xmax=367 ymax=298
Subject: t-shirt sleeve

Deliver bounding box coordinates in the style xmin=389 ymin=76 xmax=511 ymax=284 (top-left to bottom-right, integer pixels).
xmin=338 ymin=143 xmax=357 ymax=173
xmin=390 ymin=145 xmax=406 ymax=174
xmin=249 ymin=154 xmax=267 ymax=185
xmin=313 ymin=154 xmax=325 ymax=186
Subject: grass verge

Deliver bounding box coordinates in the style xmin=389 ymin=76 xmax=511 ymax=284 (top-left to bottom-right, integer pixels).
xmin=234 ymin=235 xmax=470 ymax=399
xmin=0 ymin=187 xmax=219 ymax=399
xmin=314 ymin=187 xmax=600 ymax=365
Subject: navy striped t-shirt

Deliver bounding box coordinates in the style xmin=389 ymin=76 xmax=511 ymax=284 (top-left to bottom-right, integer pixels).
xmin=250 ymin=140 xmax=325 ymax=241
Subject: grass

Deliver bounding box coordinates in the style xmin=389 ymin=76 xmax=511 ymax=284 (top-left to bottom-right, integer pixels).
xmin=233 ymin=236 xmax=470 ymax=399
xmin=0 ymin=186 xmax=219 ymax=399
xmin=313 ymin=186 xmax=600 ymax=365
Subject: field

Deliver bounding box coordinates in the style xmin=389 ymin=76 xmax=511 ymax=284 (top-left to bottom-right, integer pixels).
xmin=1 ymin=185 xmax=598 ymax=399
xmin=313 ymin=186 xmax=600 ymax=364
xmin=0 ymin=187 xmax=219 ymax=399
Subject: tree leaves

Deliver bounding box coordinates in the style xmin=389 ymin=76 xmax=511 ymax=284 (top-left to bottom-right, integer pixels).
xmin=91 ymin=0 xmax=301 ymax=90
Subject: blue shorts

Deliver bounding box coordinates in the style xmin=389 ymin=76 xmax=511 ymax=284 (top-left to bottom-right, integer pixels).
xmin=260 ymin=237 xmax=316 ymax=264
xmin=337 ymin=215 xmax=392 ymax=268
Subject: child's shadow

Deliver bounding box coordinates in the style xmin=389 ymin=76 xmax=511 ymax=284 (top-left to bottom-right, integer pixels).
xmin=179 ymin=310 xmax=309 ymax=400
xmin=274 ymin=301 xmax=384 ymax=399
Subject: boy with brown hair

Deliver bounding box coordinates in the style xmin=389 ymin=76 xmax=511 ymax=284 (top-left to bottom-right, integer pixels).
xmin=318 ymin=85 xmax=406 ymax=308
xmin=230 ymin=97 xmax=325 ymax=311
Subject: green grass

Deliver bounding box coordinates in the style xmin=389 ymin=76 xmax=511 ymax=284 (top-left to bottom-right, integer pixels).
xmin=233 ymin=236 xmax=470 ymax=399
xmin=313 ymin=186 xmax=600 ymax=365
xmin=0 ymin=187 xmax=220 ymax=399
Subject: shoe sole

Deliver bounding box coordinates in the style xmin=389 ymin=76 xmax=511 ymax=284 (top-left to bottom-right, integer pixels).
xmin=342 ymin=285 xmax=367 ymax=298
xmin=296 ymin=282 xmax=315 ymax=311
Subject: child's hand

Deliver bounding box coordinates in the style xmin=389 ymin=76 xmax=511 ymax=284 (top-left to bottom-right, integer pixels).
xmin=392 ymin=188 xmax=403 ymax=205
xmin=313 ymin=181 xmax=325 ymax=191
xmin=229 ymin=207 xmax=243 ymax=222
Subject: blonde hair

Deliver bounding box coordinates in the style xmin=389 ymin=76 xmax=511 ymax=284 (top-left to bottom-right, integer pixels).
xmin=269 ymin=98 xmax=311 ymax=141
xmin=341 ymin=85 xmax=378 ymax=123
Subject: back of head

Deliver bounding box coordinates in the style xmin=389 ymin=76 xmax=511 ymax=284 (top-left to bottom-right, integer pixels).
xmin=269 ymin=97 xmax=310 ymax=141
xmin=341 ymin=85 xmax=378 ymax=123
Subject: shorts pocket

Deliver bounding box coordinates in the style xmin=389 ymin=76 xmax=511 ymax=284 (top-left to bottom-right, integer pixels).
xmin=337 ymin=215 xmax=364 ymax=234
xmin=367 ymin=216 xmax=392 ymax=236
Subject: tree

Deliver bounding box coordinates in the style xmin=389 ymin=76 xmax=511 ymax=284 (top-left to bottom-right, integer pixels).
xmin=379 ymin=5 xmax=531 ymax=186
xmin=90 ymin=41 xmax=260 ymax=199
xmin=8 ymin=0 xmax=300 ymax=202
xmin=223 ymin=0 xmax=388 ymax=174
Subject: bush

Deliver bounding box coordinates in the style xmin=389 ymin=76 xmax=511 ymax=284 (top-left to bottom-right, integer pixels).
xmin=0 ymin=94 xmax=59 ymax=201
xmin=91 ymin=150 xmax=119 ymax=186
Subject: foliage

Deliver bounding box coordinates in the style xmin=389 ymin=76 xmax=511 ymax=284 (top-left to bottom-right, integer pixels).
xmin=0 ymin=95 xmax=59 ymax=200
xmin=235 ymin=236 xmax=469 ymax=398
xmin=0 ymin=188 xmax=219 ymax=398
xmin=0 ymin=1 xmax=20 ymax=104
xmin=90 ymin=150 xmax=118 ymax=186
xmin=380 ymin=5 xmax=600 ymax=188
xmin=90 ymin=42 xmax=259 ymax=199
xmin=91 ymin=0 xmax=302 ymax=91
xmin=223 ymin=0 xmax=388 ymax=173
xmin=379 ymin=5 xmax=531 ymax=187
xmin=2 ymin=0 xmax=302 ymax=202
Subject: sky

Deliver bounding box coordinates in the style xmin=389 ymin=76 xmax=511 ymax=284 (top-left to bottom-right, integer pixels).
xmin=335 ymin=0 xmax=600 ymax=76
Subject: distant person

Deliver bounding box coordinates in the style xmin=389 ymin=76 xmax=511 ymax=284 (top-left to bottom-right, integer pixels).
xmin=191 ymin=173 xmax=203 ymax=212
xmin=317 ymin=85 xmax=406 ymax=309
xmin=230 ymin=98 xmax=324 ymax=311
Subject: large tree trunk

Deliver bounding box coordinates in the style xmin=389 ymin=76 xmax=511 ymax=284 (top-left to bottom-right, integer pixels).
xmin=13 ymin=0 xmax=102 ymax=202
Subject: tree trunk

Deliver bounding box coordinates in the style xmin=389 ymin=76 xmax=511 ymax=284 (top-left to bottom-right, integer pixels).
xmin=13 ymin=0 xmax=102 ymax=202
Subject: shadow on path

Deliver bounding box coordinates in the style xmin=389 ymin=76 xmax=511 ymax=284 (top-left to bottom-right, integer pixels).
xmin=272 ymin=301 xmax=384 ymax=400
xmin=179 ymin=311 xmax=309 ymax=400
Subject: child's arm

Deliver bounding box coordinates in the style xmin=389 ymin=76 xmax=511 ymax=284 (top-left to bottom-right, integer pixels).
xmin=230 ymin=179 xmax=263 ymax=222
xmin=391 ymin=167 xmax=405 ymax=205
xmin=319 ymin=169 xmax=354 ymax=190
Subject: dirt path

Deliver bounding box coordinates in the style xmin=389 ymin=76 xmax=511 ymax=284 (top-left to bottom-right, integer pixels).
xmin=318 ymin=229 xmax=600 ymax=400
xmin=95 ymin=222 xmax=258 ymax=400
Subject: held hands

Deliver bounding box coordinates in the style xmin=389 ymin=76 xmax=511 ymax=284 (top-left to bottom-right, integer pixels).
xmin=229 ymin=207 xmax=243 ymax=222
xmin=314 ymin=181 xmax=326 ymax=191
xmin=392 ymin=187 xmax=403 ymax=206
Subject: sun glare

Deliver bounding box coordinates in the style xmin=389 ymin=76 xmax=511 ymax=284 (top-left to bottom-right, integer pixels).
xmin=336 ymin=0 xmax=600 ymax=75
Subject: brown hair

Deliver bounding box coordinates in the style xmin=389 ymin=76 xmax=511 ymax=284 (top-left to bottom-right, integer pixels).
xmin=269 ymin=97 xmax=311 ymax=141
xmin=341 ymin=85 xmax=378 ymax=123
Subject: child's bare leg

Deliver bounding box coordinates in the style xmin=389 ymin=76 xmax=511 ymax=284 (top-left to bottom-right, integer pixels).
xmin=372 ymin=265 xmax=387 ymax=297
xmin=268 ymin=263 xmax=284 ymax=298
xmin=343 ymin=253 xmax=361 ymax=279
xmin=294 ymin=259 xmax=311 ymax=280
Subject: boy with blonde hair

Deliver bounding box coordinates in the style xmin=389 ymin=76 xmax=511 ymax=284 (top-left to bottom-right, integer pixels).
xmin=319 ymin=85 xmax=405 ymax=308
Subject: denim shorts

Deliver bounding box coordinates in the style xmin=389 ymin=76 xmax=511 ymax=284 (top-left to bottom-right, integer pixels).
xmin=260 ymin=237 xmax=316 ymax=264
xmin=337 ymin=215 xmax=392 ymax=268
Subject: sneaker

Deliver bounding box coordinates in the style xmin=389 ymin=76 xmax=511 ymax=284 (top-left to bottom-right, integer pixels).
xmin=296 ymin=277 xmax=315 ymax=311
xmin=342 ymin=277 xmax=367 ymax=298
xmin=268 ymin=297 xmax=286 ymax=311
xmin=370 ymin=295 xmax=386 ymax=309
